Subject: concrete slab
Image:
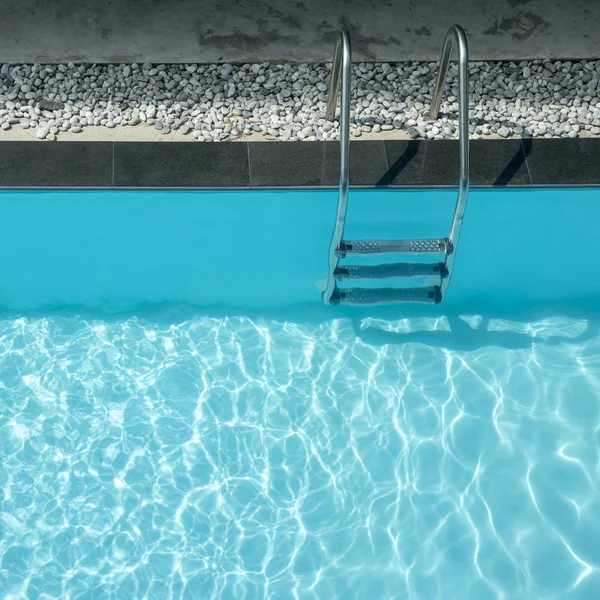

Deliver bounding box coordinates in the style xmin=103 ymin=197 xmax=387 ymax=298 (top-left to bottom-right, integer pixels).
xmin=2 ymin=125 xmax=596 ymax=144
xmin=0 ymin=0 xmax=598 ymax=64
xmin=0 ymin=125 xmax=419 ymax=143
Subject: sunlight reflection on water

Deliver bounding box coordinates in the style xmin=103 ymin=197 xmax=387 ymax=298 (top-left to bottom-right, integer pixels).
xmin=1 ymin=311 xmax=600 ymax=599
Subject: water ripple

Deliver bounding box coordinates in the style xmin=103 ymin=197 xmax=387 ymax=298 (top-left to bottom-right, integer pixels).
xmin=1 ymin=312 xmax=600 ymax=599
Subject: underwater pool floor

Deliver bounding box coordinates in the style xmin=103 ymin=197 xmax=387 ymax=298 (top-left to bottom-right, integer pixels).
xmin=1 ymin=310 xmax=600 ymax=599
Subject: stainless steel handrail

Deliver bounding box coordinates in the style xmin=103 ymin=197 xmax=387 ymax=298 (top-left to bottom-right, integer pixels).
xmin=429 ymin=24 xmax=469 ymax=300
xmin=323 ymin=29 xmax=351 ymax=305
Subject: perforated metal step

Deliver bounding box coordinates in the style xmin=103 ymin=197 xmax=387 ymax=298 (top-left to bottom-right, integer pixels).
xmin=337 ymin=238 xmax=451 ymax=257
xmin=334 ymin=262 xmax=447 ymax=280
xmin=330 ymin=286 xmax=442 ymax=305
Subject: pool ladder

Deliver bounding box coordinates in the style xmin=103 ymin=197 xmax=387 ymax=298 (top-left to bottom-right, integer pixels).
xmin=323 ymin=26 xmax=469 ymax=305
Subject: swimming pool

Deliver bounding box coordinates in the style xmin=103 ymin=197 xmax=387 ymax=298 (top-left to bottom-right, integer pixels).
xmin=1 ymin=188 xmax=600 ymax=599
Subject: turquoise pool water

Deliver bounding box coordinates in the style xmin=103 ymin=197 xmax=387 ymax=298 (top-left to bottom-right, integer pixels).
xmin=1 ymin=189 xmax=600 ymax=599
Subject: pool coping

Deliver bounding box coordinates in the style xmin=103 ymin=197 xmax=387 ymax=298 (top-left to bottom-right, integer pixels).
xmin=0 ymin=138 xmax=599 ymax=189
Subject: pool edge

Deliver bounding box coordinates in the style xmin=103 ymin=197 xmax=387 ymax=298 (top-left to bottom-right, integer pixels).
xmin=0 ymin=138 xmax=599 ymax=189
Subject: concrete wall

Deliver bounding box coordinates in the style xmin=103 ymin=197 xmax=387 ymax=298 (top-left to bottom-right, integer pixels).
xmin=1 ymin=0 xmax=598 ymax=63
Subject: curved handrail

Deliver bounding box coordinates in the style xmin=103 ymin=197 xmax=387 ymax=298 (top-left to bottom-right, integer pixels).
xmin=323 ymin=29 xmax=351 ymax=305
xmin=429 ymin=24 xmax=469 ymax=247
xmin=429 ymin=24 xmax=469 ymax=300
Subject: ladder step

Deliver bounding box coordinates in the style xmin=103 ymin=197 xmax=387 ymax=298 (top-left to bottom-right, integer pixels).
xmin=331 ymin=286 xmax=442 ymax=305
xmin=334 ymin=262 xmax=448 ymax=280
xmin=337 ymin=238 xmax=451 ymax=257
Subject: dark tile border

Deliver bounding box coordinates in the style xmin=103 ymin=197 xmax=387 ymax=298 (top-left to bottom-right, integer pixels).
xmin=114 ymin=142 xmax=250 ymax=187
xmin=520 ymin=138 xmax=600 ymax=186
xmin=0 ymin=138 xmax=599 ymax=189
xmin=0 ymin=141 xmax=113 ymax=187
xmin=248 ymin=141 xmax=390 ymax=187
xmin=383 ymin=139 xmax=532 ymax=187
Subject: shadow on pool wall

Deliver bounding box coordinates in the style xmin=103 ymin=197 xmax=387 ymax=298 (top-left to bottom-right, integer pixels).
xmin=1 ymin=188 xmax=599 ymax=319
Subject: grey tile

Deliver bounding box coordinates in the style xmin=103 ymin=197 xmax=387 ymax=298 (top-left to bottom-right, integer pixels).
xmin=525 ymin=138 xmax=600 ymax=185
xmin=385 ymin=139 xmax=532 ymax=187
xmin=476 ymin=139 xmax=532 ymax=186
xmin=383 ymin=140 xmax=428 ymax=186
xmin=248 ymin=142 xmax=328 ymax=187
xmin=0 ymin=141 xmax=112 ymax=187
xmin=113 ymin=142 xmax=250 ymax=187
xmin=248 ymin=141 xmax=389 ymax=187
xmin=325 ymin=141 xmax=390 ymax=186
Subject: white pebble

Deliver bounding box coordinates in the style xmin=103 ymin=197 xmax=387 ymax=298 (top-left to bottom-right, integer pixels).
xmin=0 ymin=59 xmax=590 ymax=142
xmin=36 ymin=126 xmax=49 ymax=139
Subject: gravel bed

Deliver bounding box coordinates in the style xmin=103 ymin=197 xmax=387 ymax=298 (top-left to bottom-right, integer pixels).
xmin=0 ymin=59 xmax=599 ymax=141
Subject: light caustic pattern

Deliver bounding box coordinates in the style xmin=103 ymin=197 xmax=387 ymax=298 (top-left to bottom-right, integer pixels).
xmin=1 ymin=312 xmax=600 ymax=600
